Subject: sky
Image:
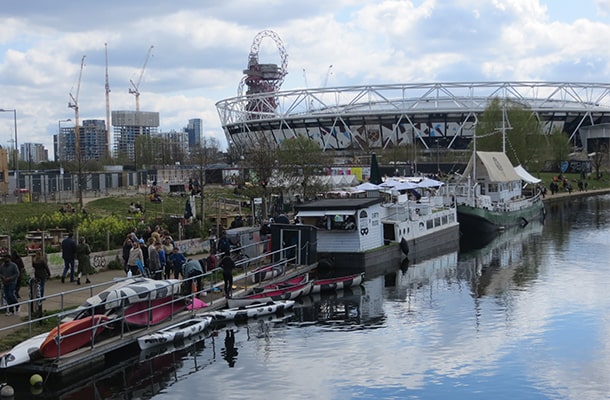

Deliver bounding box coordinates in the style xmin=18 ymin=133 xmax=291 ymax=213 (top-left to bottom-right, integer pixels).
xmin=2 ymin=0 xmax=610 ymax=159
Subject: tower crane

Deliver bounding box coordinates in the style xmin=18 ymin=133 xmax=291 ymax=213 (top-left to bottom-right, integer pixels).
xmin=104 ymin=43 xmax=111 ymax=158
xmin=129 ymin=45 xmax=154 ymax=112
xmin=323 ymin=64 xmax=333 ymax=88
xmin=68 ymin=54 xmax=86 ymax=209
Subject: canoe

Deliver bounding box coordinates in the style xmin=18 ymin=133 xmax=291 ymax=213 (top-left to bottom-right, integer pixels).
xmin=227 ymin=281 xmax=313 ymax=308
xmin=250 ymin=262 xmax=286 ymax=283
xmin=105 ymin=278 xmax=182 ymax=309
xmin=0 ymin=332 xmax=48 ymax=369
xmin=204 ymin=300 xmax=295 ymax=322
xmin=255 ymin=274 xmax=308 ymax=293
xmin=39 ymin=315 xmax=110 ymax=358
xmin=123 ymin=297 xmax=206 ymax=327
xmin=137 ymin=316 xmax=213 ymax=349
xmin=67 ymin=277 xmax=149 ymax=320
xmin=311 ymin=273 xmax=364 ymax=294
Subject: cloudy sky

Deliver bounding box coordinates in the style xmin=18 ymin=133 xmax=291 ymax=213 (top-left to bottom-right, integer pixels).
xmin=2 ymin=0 xmax=610 ymax=158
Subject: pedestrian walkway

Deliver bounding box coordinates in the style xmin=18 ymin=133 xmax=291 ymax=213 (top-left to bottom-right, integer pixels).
xmin=0 ymin=268 xmax=128 ymax=333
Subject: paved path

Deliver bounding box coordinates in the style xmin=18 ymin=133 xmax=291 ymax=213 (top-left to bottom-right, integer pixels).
xmin=1 ymin=268 xmax=129 ymax=333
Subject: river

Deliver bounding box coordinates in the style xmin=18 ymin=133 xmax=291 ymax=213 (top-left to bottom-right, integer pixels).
xmin=20 ymin=195 xmax=610 ymax=399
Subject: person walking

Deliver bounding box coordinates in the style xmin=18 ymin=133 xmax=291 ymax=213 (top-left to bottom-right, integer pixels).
xmin=10 ymin=250 xmax=25 ymax=299
xmin=31 ymin=251 xmax=51 ymax=298
xmin=0 ymin=254 xmax=20 ymax=315
xmin=76 ymin=237 xmax=93 ymax=285
xmin=122 ymin=236 xmax=133 ymax=273
xmin=61 ymin=232 xmax=77 ymax=283
xmin=219 ymin=250 xmax=235 ymax=299
xmin=127 ymin=239 xmax=144 ymax=276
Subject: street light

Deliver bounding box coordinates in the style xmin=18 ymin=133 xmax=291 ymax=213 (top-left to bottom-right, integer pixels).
xmin=0 ymin=108 xmax=18 ymax=194
xmin=58 ymin=118 xmax=72 ymax=201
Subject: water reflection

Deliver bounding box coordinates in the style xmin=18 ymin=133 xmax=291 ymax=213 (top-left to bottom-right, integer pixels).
xmin=458 ymin=220 xmax=545 ymax=298
xmin=291 ymin=284 xmax=385 ymax=330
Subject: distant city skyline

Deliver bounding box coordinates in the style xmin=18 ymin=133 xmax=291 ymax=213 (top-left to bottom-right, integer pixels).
xmin=2 ymin=2 xmax=610 ymax=156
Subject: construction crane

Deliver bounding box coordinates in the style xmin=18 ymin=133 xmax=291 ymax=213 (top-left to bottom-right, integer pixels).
xmin=129 ymin=45 xmax=154 ymax=112
xmin=104 ymin=43 xmax=111 ymax=158
xmin=68 ymin=54 xmax=86 ymax=209
xmin=323 ymin=64 xmax=333 ymax=88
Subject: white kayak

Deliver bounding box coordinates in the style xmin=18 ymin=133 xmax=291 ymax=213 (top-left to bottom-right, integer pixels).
xmin=204 ymin=300 xmax=295 ymax=322
xmin=105 ymin=278 xmax=182 ymax=309
xmin=0 ymin=332 xmax=48 ymax=369
xmin=66 ymin=277 xmax=148 ymax=321
xmin=137 ymin=316 xmax=213 ymax=350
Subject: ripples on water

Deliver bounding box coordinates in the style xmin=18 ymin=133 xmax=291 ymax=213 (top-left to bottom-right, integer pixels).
xmin=9 ymin=195 xmax=610 ymax=399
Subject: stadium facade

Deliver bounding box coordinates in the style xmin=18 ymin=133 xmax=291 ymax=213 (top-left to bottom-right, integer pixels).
xmin=216 ymin=82 xmax=610 ymax=152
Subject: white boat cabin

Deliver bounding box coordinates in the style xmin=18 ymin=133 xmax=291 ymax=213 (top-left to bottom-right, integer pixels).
xmin=294 ymin=198 xmax=385 ymax=253
xmin=459 ymin=151 xmax=525 ymax=204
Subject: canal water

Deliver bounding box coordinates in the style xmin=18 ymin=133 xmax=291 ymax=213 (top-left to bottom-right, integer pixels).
xmin=15 ymin=195 xmax=610 ymax=399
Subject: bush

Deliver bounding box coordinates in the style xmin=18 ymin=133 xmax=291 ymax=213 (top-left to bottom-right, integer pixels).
xmin=107 ymin=255 xmax=124 ymax=271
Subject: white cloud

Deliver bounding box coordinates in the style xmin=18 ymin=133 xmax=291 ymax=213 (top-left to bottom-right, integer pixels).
xmin=2 ymin=1 xmax=610 ymax=156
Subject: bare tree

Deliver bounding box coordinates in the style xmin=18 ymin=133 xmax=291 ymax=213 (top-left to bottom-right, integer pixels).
xmin=239 ymin=135 xmax=278 ymax=219
xmin=277 ymin=136 xmax=326 ymax=200
xmin=189 ymin=137 xmax=222 ymax=226
xmin=591 ymin=142 xmax=608 ymax=179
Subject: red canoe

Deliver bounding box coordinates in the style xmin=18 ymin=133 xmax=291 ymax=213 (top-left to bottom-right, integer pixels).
xmin=40 ymin=315 xmax=110 ymax=358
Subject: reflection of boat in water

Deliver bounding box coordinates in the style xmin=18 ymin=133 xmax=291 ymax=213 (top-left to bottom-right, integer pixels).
xmin=385 ymin=251 xmax=459 ymax=301
xmin=458 ymin=220 xmax=545 ymax=297
xmin=291 ymin=278 xmax=385 ymax=329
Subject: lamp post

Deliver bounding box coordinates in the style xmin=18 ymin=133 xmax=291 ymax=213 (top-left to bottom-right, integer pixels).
xmin=58 ymin=118 xmax=72 ymax=201
xmin=0 ymin=108 xmax=18 ymax=196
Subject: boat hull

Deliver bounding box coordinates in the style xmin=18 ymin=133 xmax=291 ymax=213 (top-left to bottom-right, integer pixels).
xmin=105 ymin=278 xmax=182 ymax=309
xmin=137 ymin=317 xmax=213 ymax=349
xmin=250 ymin=263 xmax=285 ymax=283
xmin=457 ymin=202 xmax=545 ymax=235
xmin=0 ymin=332 xmax=48 ymax=369
xmin=39 ymin=315 xmax=109 ymax=358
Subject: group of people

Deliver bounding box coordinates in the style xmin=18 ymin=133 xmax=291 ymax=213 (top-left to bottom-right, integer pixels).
xmin=60 ymin=232 xmax=94 ymax=285
xmin=1 ymin=249 xmax=51 ymax=316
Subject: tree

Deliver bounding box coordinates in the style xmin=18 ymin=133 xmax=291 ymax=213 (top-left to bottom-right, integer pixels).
xmin=590 ymin=142 xmax=608 ymax=179
xmin=239 ymin=134 xmax=278 ymax=219
xmin=475 ymin=97 xmax=544 ymax=167
xmin=545 ymin=128 xmax=571 ymax=172
xmin=189 ymin=137 xmax=222 ymax=226
xmin=277 ymin=136 xmax=326 ymax=200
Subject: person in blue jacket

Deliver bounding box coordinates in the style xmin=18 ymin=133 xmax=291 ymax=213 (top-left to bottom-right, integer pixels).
xmin=169 ymin=247 xmax=187 ymax=279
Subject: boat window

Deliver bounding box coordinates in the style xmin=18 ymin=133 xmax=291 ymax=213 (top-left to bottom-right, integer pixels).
xmin=434 ymin=217 xmax=441 ymax=227
xmin=426 ymin=219 xmax=433 ymax=229
xmin=442 ymin=215 xmax=448 ymax=225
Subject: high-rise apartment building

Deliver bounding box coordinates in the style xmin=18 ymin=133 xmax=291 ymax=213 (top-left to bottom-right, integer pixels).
xmin=185 ymin=118 xmax=202 ymax=148
xmin=20 ymin=143 xmax=48 ymax=163
xmin=112 ymin=111 xmax=159 ymax=161
xmin=54 ymin=119 xmax=108 ymax=162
